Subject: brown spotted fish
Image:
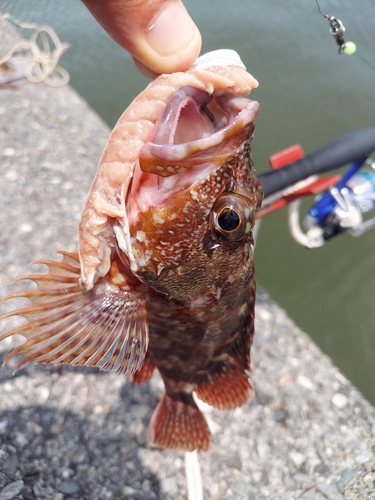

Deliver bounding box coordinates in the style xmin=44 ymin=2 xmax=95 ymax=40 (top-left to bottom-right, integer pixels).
xmin=0 ymin=50 xmax=262 ymax=451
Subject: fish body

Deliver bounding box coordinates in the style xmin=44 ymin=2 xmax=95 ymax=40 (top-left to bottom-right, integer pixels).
xmin=0 ymin=50 xmax=262 ymax=451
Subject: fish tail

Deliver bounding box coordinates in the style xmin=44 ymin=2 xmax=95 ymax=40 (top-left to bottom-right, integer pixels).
xmin=195 ymin=358 xmax=253 ymax=410
xmin=0 ymin=251 xmax=149 ymax=375
xmin=148 ymin=392 xmax=211 ymax=452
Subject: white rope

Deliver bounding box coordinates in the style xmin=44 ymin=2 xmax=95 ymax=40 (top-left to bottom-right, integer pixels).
xmin=0 ymin=13 xmax=70 ymax=86
xmin=185 ymin=451 xmax=204 ymax=500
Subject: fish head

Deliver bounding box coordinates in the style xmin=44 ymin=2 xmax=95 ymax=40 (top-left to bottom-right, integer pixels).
xmin=117 ymin=82 xmax=262 ymax=302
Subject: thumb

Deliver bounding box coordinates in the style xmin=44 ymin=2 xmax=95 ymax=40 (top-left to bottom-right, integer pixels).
xmin=81 ymin=0 xmax=202 ymax=76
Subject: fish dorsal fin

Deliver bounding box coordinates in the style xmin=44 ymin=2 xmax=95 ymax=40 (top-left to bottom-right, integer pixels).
xmin=0 ymin=251 xmax=149 ymax=374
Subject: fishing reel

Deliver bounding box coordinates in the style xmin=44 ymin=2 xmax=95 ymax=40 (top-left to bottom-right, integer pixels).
xmin=289 ymin=160 xmax=375 ymax=248
xmin=258 ymin=128 xmax=375 ymax=250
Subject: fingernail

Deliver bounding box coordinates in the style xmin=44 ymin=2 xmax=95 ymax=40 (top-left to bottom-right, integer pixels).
xmin=147 ymin=2 xmax=199 ymax=56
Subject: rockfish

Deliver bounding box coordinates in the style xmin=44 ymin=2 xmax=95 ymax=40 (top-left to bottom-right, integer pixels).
xmin=0 ymin=50 xmax=262 ymax=451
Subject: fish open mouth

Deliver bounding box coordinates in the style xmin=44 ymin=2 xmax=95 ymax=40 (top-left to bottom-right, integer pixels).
xmin=139 ymin=85 xmax=259 ymax=174
xmin=128 ymin=85 xmax=259 ymax=216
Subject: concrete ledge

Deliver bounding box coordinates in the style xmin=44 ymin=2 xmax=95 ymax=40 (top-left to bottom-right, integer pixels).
xmin=1 ymin=30 xmax=375 ymax=500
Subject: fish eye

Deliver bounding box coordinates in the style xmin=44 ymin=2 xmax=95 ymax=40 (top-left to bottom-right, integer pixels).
xmin=210 ymin=193 xmax=254 ymax=241
xmin=217 ymin=207 xmax=241 ymax=233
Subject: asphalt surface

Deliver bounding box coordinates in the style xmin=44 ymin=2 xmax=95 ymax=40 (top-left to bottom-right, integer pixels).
xmin=0 ymin=18 xmax=375 ymax=500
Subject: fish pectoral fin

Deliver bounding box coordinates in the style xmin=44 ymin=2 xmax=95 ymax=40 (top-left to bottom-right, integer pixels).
xmin=0 ymin=251 xmax=149 ymax=375
xmin=148 ymin=393 xmax=211 ymax=452
xmin=195 ymin=358 xmax=253 ymax=410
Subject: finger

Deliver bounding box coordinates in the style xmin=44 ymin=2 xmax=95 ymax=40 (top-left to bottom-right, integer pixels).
xmin=132 ymin=57 xmax=160 ymax=79
xmin=81 ymin=0 xmax=202 ymax=75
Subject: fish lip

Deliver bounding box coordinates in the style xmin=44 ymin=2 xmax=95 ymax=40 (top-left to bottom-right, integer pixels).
xmin=142 ymin=100 xmax=259 ymax=163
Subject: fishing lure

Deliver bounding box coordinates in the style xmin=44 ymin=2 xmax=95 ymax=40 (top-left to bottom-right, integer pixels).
xmin=315 ymin=0 xmax=356 ymax=55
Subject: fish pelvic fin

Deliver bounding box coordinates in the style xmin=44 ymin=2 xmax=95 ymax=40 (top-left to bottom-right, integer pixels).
xmin=0 ymin=251 xmax=149 ymax=375
xmin=195 ymin=358 xmax=253 ymax=410
xmin=148 ymin=392 xmax=211 ymax=452
xmin=130 ymin=354 xmax=156 ymax=384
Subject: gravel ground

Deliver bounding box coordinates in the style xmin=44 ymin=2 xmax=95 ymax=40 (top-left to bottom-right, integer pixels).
xmin=1 ymin=22 xmax=375 ymax=500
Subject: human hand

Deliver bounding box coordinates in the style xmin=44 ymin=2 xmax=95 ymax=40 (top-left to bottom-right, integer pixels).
xmin=81 ymin=0 xmax=202 ymax=77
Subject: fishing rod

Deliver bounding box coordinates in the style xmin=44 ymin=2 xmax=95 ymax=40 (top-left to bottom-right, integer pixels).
xmin=258 ymin=127 xmax=375 ymax=198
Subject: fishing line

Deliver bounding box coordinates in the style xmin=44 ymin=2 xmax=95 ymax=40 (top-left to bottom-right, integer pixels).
xmin=315 ymin=0 xmax=375 ymax=73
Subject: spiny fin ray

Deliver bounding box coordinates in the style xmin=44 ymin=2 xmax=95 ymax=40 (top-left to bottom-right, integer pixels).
xmin=0 ymin=251 xmax=149 ymax=375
